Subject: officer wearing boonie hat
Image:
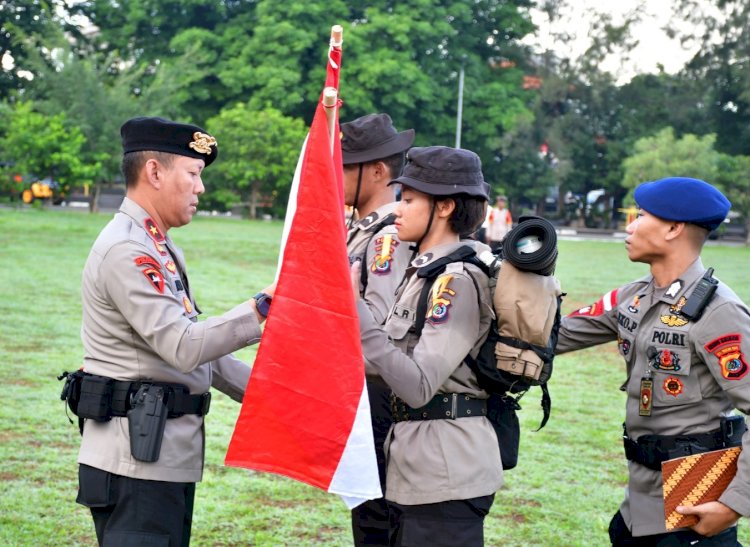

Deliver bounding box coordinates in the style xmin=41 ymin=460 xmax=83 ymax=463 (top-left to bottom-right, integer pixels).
xmin=556 ymin=177 xmax=750 ymax=544
xmin=71 ymin=116 xmax=273 ymax=545
xmin=356 ymin=145 xmax=501 ymax=546
xmin=341 ymin=112 xmax=415 ymax=547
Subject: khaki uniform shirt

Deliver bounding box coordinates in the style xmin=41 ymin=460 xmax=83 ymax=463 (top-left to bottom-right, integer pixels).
xmin=487 ymin=206 xmax=512 ymax=242
xmin=78 ymin=197 xmax=261 ymax=483
xmin=347 ymin=202 xmax=413 ymax=324
xmin=358 ymin=241 xmax=503 ymax=505
xmin=557 ymin=258 xmax=750 ymax=536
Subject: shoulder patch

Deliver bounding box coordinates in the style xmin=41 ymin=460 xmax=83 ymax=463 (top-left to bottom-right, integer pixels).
xmin=704 ymin=334 xmax=749 ymax=380
xmin=134 ymin=255 xmax=161 ymax=269
xmin=426 ymin=274 xmax=456 ymax=325
xmin=370 ymin=234 xmax=399 ymax=275
xmin=568 ymin=289 xmax=618 ymax=317
xmin=142 ymin=267 xmax=165 ymax=294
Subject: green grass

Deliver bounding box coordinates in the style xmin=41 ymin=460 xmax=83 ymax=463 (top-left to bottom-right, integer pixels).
xmin=1 ymin=208 xmax=748 ymax=546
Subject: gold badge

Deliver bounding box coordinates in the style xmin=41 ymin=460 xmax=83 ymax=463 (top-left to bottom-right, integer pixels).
xmin=660 ymin=314 xmax=688 ymax=327
xmin=189 ymin=132 xmax=217 ymax=155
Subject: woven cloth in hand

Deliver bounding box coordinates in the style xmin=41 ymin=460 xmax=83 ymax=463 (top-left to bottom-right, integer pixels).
xmin=662 ymin=447 xmax=741 ymax=530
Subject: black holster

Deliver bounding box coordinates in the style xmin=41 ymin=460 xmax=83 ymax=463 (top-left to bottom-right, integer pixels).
xmin=623 ymin=415 xmax=746 ymax=470
xmin=128 ymin=384 xmax=168 ymax=462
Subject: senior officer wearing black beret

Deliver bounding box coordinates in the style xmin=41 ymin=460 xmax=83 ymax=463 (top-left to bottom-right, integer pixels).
xmin=341 ymin=112 xmax=415 ymax=546
xmin=556 ymin=177 xmax=750 ymax=545
xmin=73 ymin=117 xmax=274 ymax=546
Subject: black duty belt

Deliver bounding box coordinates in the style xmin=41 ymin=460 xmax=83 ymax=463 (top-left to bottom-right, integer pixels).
xmin=391 ymin=393 xmax=487 ymax=422
xmin=109 ymin=380 xmax=211 ymax=418
xmin=623 ymin=416 xmax=746 ymax=471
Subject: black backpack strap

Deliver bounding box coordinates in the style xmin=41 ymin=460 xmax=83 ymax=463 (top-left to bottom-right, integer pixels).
xmin=496 ymin=335 xmax=554 ymax=364
xmin=359 ymin=213 xmax=397 ymax=290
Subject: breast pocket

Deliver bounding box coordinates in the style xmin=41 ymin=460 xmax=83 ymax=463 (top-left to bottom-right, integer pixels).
xmin=650 ymin=348 xmax=702 ymax=406
xmin=385 ymin=311 xmax=418 ymax=354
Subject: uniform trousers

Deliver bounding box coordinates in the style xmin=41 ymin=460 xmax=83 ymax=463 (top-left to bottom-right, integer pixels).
xmin=77 ymin=464 xmax=195 ymax=547
xmin=609 ymin=510 xmax=741 ymax=546
xmin=352 ymin=380 xmax=392 ymax=546
xmin=387 ymin=494 xmax=494 ymax=547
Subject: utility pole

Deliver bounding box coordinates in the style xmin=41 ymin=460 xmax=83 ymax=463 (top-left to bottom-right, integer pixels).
xmin=455 ymin=58 xmax=465 ymax=148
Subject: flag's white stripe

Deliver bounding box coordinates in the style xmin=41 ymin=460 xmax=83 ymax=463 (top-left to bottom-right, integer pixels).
xmin=328 ymin=379 xmax=382 ymax=508
xmin=275 ymin=133 xmax=309 ymax=279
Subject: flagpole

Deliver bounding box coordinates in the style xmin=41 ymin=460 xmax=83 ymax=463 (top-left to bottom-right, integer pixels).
xmin=324 ymin=25 xmax=343 ymax=155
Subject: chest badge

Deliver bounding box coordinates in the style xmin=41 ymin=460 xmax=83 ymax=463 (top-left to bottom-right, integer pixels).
xmin=165 ymin=260 xmax=177 ymax=274
xmin=663 ymin=376 xmax=684 ymax=397
xmin=650 ymin=348 xmax=681 ymax=372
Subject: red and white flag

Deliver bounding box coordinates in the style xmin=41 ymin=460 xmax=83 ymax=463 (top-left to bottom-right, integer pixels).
xmin=225 ymin=28 xmax=381 ymax=508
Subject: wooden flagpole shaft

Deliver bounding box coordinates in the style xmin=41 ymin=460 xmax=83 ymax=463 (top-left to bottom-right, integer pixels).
xmin=323 ymin=87 xmax=338 ymax=155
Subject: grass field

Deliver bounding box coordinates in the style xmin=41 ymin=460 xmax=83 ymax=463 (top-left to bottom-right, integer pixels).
xmin=1 ymin=207 xmax=748 ymax=546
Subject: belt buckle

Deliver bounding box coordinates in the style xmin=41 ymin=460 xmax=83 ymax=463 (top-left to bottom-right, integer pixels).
xmin=198 ymin=392 xmax=212 ymax=416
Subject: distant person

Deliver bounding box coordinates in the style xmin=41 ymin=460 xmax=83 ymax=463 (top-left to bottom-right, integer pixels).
xmin=486 ymin=195 xmax=512 ymax=251
xmin=556 ymin=177 xmax=750 ymax=545
xmin=353 ymin=146 xmax=501 ymax=546
xmin=341 ymin=112 xmax=414 ymax=546
xmin=64 ymin=116 xmax=274 ymax=546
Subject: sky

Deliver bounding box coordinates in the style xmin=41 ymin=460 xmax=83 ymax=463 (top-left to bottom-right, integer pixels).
xmin=524 ymin=0 xmax=711 ymax=83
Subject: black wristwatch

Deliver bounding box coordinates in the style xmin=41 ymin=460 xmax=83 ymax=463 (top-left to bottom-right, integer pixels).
xmin=253 ymin=292 xmax=273 ymax=318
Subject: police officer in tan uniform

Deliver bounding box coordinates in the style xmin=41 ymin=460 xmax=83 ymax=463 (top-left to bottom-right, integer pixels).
xmin=72 ymin=117 xmax=274 ymax=546
xmin=341 ymin=113 xmax=415 ymax=545
xmin=556 ymin=177 xmax=750 ymax=545
xmin=354 ymin=146 xmax=502 ymax=546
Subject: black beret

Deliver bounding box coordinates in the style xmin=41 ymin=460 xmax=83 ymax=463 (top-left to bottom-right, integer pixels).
xmin=120 ymin=117 xmax=218 ymax=166
xmin=634 ymin=177 xmax=730 ymax=231
xmin=389 ymin=146 xmax=490 ymax=200
xmin=341 ymin=113 xmax=414 ymax=165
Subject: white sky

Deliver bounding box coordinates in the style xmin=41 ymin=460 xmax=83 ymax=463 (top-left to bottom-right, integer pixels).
xmin=524 ymin=0 xmax=712 ymax=83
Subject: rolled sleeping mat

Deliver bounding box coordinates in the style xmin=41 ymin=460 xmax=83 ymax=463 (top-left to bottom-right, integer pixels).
xmin=502 ymin=215 xmax=558 ymax=275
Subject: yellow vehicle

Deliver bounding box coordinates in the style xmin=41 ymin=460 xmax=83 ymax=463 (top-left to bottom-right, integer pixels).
xmin=20 ymin=177 xmax=63 ymax=204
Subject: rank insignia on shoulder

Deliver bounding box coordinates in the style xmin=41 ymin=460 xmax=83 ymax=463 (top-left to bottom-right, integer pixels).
xmin=660 ymin=314 xmax=688 ymax=327
xmin=663 ymin=376 xmax=684 ymax=397
xmin=142 ymin=267 xmax=165 ymax=294
xmin=426 ymin=274 xmax=456 ymax=325
xmin=704 ymin=334 xmax=749 ymax=380
xmin=134 ymin=255 xmax=161 ymax=269
xmin=358 ymin=212 xmax=379 ymax=229
xmin=568 ymin=289 xmax=618 ymax=317
xmin=371 ymin=235 xmax=399 ymax=275
xmin=144 ymin=218 xmax=165 ymax=242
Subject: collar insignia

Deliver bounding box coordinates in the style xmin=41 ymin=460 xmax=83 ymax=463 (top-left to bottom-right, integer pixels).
xmin=665 ymin=280 xmax=682 ymax=298
xmin=189 ymin=132 xmax=217 ymax=155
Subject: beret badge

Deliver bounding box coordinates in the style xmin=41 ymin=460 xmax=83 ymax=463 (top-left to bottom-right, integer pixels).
xmin=189 ymin=132 xmax=217 ymax=155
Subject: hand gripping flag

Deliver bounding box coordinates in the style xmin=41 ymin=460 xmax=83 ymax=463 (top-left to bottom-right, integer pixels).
xmin=225 ymin=26 xmax=381 ymax=508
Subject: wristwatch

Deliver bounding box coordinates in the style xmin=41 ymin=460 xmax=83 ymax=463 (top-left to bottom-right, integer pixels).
xmin=253 ymin=292 xmax=273 ymax=318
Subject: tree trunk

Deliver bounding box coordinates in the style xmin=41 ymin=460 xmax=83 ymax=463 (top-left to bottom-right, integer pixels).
xmin=745 ymin=218 xmax=750 ymax=246
xmin=249 ymin=182 xmax=259 ymax=219
xmin=90 ymin=181 xmax=101 ymax=214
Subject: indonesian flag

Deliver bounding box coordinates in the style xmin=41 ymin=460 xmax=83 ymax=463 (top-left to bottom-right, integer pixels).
xmin=225 ymin=29 xmax=381 ymax=508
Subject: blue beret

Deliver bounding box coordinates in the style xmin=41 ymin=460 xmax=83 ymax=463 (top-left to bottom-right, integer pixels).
xmin=634 ymin=177 xmax=730 ymax=231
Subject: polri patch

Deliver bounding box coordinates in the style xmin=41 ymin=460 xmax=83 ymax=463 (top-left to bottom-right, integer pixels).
xmin=426 ymin=274 xmax=456 ymax=325
xmin=142 ymin=267 xmax=165 ymax=294
xmin=663 ymin=376 xmax=684 ymax=397
xmin=370 ymin=235 xmax=399 ymax=275
xmin=704 ymin=333 xmax=749 ymax=380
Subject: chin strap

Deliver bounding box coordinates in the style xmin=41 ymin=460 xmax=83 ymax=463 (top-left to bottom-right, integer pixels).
xmin=409 ymin=197 xmax=437 ymax=254
xmin=347 ymin=164 xmax=364 ymax=230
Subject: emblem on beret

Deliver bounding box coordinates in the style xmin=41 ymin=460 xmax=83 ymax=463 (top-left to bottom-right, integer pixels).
xmin=705 ymin=333 xmax=749 ymax=380
xmin=189 ymin=132 xmax=217 ymax=155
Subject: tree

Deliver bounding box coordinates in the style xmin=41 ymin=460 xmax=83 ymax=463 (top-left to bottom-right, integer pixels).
xmin=1 ymin=101 xmax=97 ymax=194
xmin=206 ymin=104 xmax=306 ymax=218
xmin=714 ymin=153 xmax=750 ymax=245
xmin=620 ymin=127 xmax=720 ymax=201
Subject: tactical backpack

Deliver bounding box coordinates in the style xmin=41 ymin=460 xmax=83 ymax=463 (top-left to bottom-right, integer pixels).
xmin=412 ymin=216 xmax=563 ymax=470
